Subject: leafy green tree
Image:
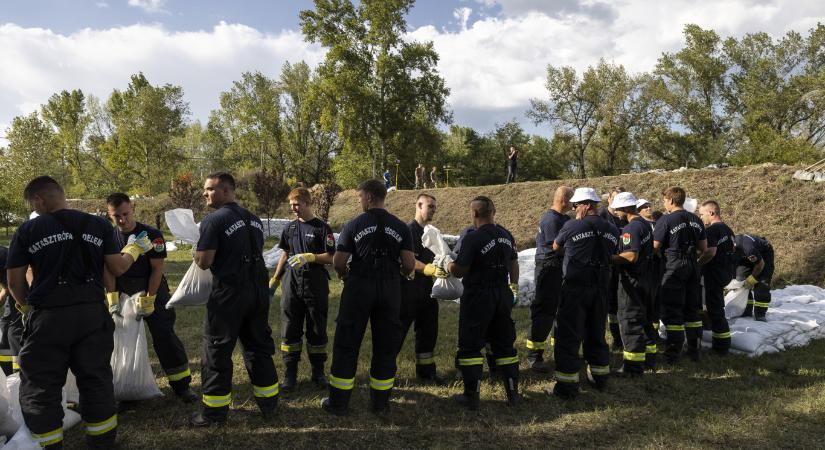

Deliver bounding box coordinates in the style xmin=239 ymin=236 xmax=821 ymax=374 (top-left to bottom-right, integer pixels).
xmin=41 ymin=89 xmax=90 ymax=193
xmin=0 ymin=113 xmax=60 ymax=214
xmin=300 ymin=0 xmax=451 ymax=187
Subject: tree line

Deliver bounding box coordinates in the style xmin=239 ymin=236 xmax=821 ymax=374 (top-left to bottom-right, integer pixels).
xmin=1 ymin=0 xmax=823 ymax=219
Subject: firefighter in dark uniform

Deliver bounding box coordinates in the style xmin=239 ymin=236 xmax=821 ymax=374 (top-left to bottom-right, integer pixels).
xmin=609 ymin=192 xmax=655 ymax=376
xmin=551 ymin=188 xmax=619 ymax=399
xmin=441 ymin=196 xmax=520 ymax=410
xmin=103 ymin=193 xmax=196 ymax=402
xmin=398 ymin=193 xmax=444 ymax=382
xmin=190 ymin=172 xmax=279 ymax=426
xmin=599 ymin=187 xmax=627 ymax=350
xmin=636 ymin=198 xmax=660 ymax=367
xmin=698 ymin=201 xmax=736 ymax=354
xmin=322 ymin=179 xmax=415 ymax=416
xmin=653 ymin=187 xmax=707 ymax=363
xmin=526 ymin=186 xmax=573 ymax=373
xmin=733 ymin=234 xmax=775 ymax=321
xmin=0 ymin=245 xmax=24 ymax=375
xmin=269 ymin=187 xmax=335 ymax=392
xmin=7 ymin=176 xmax=152 ymax=448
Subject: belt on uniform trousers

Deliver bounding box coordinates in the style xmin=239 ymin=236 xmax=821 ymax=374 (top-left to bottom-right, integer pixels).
xmin=33 ymin=282 xmax=104 ymax=310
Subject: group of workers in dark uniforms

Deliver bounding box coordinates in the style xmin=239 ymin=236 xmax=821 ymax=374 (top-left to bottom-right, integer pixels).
xmin=0 ymin=173 xmax=776 ymax=447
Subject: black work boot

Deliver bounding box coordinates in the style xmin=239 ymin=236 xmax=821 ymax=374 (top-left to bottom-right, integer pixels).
xmin=686 ymin=339 xmax=701 ymax=362
xmin=587 ymin=371 xmax=608 ymax=391
xmin=527 ymin=350 xmax=550 ymax=374
xmin=369 ymin=388 xmax=392 ymax=414
xmin=550 ymin=381 xmax=579 ymax=400
xmin=613 ymin=362 xmax=643 ymax=378
xmin=256 ymin=394 xmax=279 ymax=420
xmin=189 ymin=408 xmax=227 ymax=427
xmin=281 ymin=360 xmax=299 ymax=393
xmin=644 ymin=352 xmax=657 ymax=371
xmin=321 ymin=387 xmax=351 ymax=416
xmin=485 ymin=351 xmax=498 ymax=377
xmin=416 ymin=364 xmax=445 ymax=384
xmin=501 ymin=365 xmax=520 ymax=406
xmin=741 ymin=303 xmax=753 ymax=318
xmin=172 ymin=383 xmax=198 ymax=403
xmin=454 ymin=365 xmax=482 ymax=411
xmin=310 ymin=363 xmax=328 ymax=388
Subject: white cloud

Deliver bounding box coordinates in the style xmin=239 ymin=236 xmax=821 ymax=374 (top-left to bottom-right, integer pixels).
xmin=96 ymin=1 xmax=110 ymax=8
xmin=411 ymin=0 xmax=824 ymax=133
xmin=127 ymin=0 xmax=167 ymax=14
xmin=0 ymin=0 xmax=822 ymax=142
xmin=0 ymin=22 xmax=325 ymax=145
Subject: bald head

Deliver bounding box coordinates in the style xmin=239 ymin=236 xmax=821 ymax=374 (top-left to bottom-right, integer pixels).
xmin=552 ymin=185 xmax=574 ymax=213
xmin=470 ymin=196 xmax=495 ymax=219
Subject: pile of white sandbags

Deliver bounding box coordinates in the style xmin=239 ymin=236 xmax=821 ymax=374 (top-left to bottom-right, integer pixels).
xmin=704 ymin=285 xmax=825 ymax=356
xmin=516 ymin=248 xmax=537 ymax=306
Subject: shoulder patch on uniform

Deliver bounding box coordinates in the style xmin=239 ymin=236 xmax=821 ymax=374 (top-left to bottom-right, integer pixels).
xmin=326 ymin=233 xmax=335 ymax=247
xmin=152 ymin=237 xmax=165 ymax=252
xmin=622 ymin=233 xmax=631 ymax=246
xmin=748 ymin=255 xmax=758 ymax=263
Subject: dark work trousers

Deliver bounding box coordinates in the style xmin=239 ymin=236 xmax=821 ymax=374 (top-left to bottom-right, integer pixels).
xmin=455 ymin=281 xmax=518 ymax=399
xmin=736 ymin=264 xmax=774 ymax=319
xmin=607 ymin=266 xmax=623 ymax=349
xmin=399 ymin=277 xmax=439 ymax=378
xmin=526 ymin=258 xmax=563 ymax=363
xmin=0 ymin=296 xmax=23 ymax=375
xmin=506 ymin=164 xmax=517 ymax=183
xmin=280 ymin=265 xmax=329 ymax=371
xmin=20 ymin=285 xmax=117 ymax=449
xmin=703 ymin=274 xmax=731 ymax=353
xmin=201 ymin=268 xmax=278 ymax=420
xmin=659 ymin=252 xmax=703 ymax=361
xmin=328 ymin=273 xmax=402 ymax=409
xmin=553 ymin=275 xmax=610 ymax=392
xmin=117 ymin=276 xmax=191 ymax=394
xmin=618 ymin=272 xmax=651 ymax=373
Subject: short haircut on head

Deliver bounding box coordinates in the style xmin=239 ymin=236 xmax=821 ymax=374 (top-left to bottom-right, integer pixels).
xmin=288 ymin=187 xmax=312 ymax=204
xmin=662 ymin=187 xmax=686 ymax=206
xmin=610 ymin=186 xmax=625 ymax=195
xmin=416 ymin=193 xmax=436 ymax=202
xmin=470 ymin=195 xmax=494 ymax=218
xmin=652 ymin=210 xmax=664 ymax=221
xmin=701 ymin=200 xmax=720 ymax=214
xmin=357 ymin=179 xmax=387 ymax=201
xmin=106 ymin=192 xmax=131 ymax=208
xmin=206 ymin=172 xmax=236 ymax=190
xmin=23 ymin=176 xmax=64 ymax=201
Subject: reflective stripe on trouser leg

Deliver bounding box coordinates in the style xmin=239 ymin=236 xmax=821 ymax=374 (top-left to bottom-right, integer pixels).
xmin=712 ymin=331 xmax=731 ymax=339
xmin=589 ymin=365 xmax=610 ymax=376
xmin=166 ymin=365 xmax=191 ymax=382
xmin=555 ymin=371 xmax=579 ymax=383
xmin=202 ymin=393 xmax=231 ymax=408
xmin=307 ymin=344 xmax=326 ymax=354
xmin=253 ymin=383 xmax=280 ymax=398
xmin=329 ymin=375 xmax=355 ymax=391
xmin=525 ymin=340 xmax=546 ymax=350
xmin=369 ymin=376 xmax=394 ymax=391
xmin=495 ymin=356 xmax=519 ymax=366
xmin=646 ymin=344 xmax=658 ymax=354
xmin=416 ymin=352 xmax=435 ymax=365
xmin=31 ymin=427 xmax=63 ymax=447
xmin=86 ymin=414 xmax=118 ymax=436
xmin=457 ymin=357 xmax=484 ymax=366
xmin=280 ymin=342 xmax=302 ymax=353
xmin=623 ymin=352 xmax=646 ymax=362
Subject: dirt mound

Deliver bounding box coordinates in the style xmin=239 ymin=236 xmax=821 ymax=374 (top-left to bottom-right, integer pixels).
xmin=328 ymin=164 xmax=825 ymax=287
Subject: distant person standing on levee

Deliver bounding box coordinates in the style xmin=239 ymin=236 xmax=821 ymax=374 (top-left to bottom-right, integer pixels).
xmin=190 ymin=172 xmax=279 ymax=426
xmin=430 ymin=166 xmax=439 ymax=189
xmin=506 ymin=146 xmax=518 ymax=183
xmin=415 ymin=163 xmax=425 ymax=189
xmin=7 ymin=176 xmax=153 ymax=448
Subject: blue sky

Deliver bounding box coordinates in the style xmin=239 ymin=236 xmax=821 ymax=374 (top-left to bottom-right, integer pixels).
xmin=1 ymin=0 xmax=822 ymax=144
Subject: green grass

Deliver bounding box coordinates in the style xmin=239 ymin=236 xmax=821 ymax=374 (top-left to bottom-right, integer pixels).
xmin=50 ymin=247 xmax=825 ymax=448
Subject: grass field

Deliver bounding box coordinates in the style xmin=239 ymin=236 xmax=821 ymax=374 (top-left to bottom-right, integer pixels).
xmin=36 ymin=244 xmax=822 ymax=448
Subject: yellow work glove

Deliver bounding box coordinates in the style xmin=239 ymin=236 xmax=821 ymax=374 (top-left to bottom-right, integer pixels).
xmin=268 ymin=274 xmax=281 ymax=297
xmin=14 ymin=303 xmax=30 ymax=316
xmin=509 ymin=283 xmax=519 ymax=306
xmin=423 ymin=263 xmax=449 ymax=279
xmin=106 ymin=291 xmax=122 ymax=317
xmin=121 ymin=231 xmax=153 ymax=262
xmin=745 ymin=275 xmax=759 ymax=288
xmin=136 ymin=294 xmax=155 ymax=320
xmin=287 ymin=253 xmax=316 ymax=268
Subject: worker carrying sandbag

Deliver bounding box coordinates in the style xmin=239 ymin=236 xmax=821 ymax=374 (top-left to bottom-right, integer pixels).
xmin=734 ymin=234 xmax=775 ymax=322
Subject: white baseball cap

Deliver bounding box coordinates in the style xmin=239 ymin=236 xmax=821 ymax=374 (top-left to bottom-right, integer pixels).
xmin=610 ymin=192 xmax=639 ymax=209
xmin=636 ymin=198 xmax=651 ymax=209
xmin=570 ymin=187 xmax=600 ymax=204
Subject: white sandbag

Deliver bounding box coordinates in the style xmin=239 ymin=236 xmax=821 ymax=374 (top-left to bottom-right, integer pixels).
xmin=6 ymin=375 xmax=81 ymax=432
xmin=167 ymin=261 xmax=213 ymax=309
xmin=724 ymin=279 xmax=749 ymax=319
xmin=517 ymin=248 xmax=537 ymax=306
xmin=164 ymin=209 xmax=200 ymax=244
xmin=422 ymin=225 xmax=463 ymax=300
xmin=165 ymin=241 xmax=178 ymax=252
xmin=263 ymin=246 xmax=284 ymax=270
xmin=0 ymin=371 xmax=16 ymax=439
xmin=2 ymin=425 xmax=39 ymax=450
xmin=111 ymin=294 xmax=163 ymax=401
xmin=730 ymin=331 xmax=763 ymax=353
